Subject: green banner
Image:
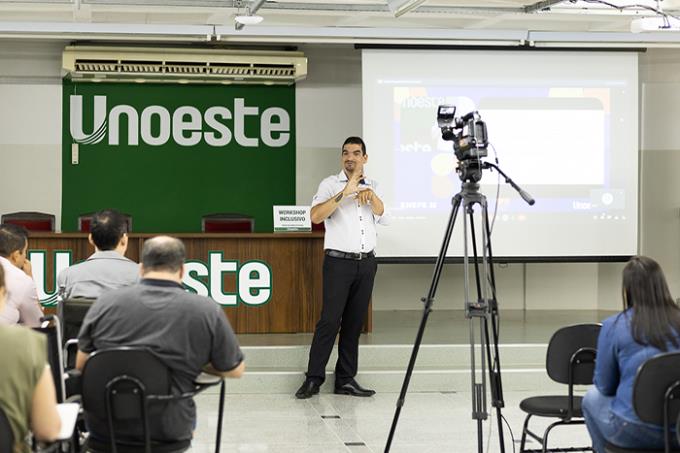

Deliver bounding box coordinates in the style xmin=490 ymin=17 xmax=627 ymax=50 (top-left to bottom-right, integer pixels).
xmin=61 ymin=81 xmax=295 ymax=232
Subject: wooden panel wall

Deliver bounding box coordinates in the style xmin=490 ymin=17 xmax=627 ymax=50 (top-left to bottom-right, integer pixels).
xmin=28 ymin=232 xmax=372 ymax=334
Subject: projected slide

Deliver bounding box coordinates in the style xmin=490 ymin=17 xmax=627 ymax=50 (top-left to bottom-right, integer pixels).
xmin=363 ymin=50 xmax=638 ymax=258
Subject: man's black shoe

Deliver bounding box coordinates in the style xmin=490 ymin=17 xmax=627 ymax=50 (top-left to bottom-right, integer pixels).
xmin=334 ymin=379 xmax=376 ymax=397
xmin=295 ymin=379 xmax=321 ymax=399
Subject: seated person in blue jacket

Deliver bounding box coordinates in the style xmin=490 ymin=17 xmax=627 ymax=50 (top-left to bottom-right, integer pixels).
xmin=583 ymin=255 xmax=680 ymax=452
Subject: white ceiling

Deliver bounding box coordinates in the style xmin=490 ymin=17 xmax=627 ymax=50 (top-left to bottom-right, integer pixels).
xmin=1 ymin=0 xmax=680 ymax=45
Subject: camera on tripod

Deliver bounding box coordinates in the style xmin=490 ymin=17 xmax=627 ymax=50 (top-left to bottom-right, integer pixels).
xmin=437 ymin=105 xmax=489 ymax=162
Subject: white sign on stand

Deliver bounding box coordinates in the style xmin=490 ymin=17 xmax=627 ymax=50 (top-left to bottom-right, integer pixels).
xmin=273 ymin=206 xmax=311 ymax=232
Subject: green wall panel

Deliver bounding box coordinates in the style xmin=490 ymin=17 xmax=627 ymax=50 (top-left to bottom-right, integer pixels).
xmin=62 ymin=81 xmax=295 ymax=233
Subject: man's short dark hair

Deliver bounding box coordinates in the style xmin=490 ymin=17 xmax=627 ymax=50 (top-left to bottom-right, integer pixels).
xmin=142 ymin=236 xmax=185 ymax=273
xmin=91 ymin=209 xmax=128 ymax=251
xmin=0 ymin=224 xmax=28 ymax=258
xmin=343 ymin=136 xmax=366 ymax=155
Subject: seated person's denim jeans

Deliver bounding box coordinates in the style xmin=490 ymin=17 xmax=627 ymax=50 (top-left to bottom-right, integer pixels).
xmin=582 ymin=387 xmax=679 ymax=453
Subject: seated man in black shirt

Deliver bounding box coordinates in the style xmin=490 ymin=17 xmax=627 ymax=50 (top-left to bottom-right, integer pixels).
xmin=76 ymin=235 xmax=245 ymax=441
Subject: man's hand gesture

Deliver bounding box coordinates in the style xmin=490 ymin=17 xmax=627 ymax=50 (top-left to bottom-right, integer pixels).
xmin=357 ymin=188 xmax=373 ymax=206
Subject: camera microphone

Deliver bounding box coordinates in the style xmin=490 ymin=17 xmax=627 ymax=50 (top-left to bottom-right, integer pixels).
xmin=519 ymin=189 xmax=536 ymax=206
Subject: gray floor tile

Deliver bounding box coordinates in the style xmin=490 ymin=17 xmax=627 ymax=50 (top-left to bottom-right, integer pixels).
xmin=190 ymin=310 xmax=598 ymax=451
xmin=189 ymin=390 xmax=593 ymax=452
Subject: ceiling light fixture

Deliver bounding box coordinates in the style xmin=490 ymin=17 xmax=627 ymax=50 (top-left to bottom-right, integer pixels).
xmin=631 ymin=15 xmax=680 ymax=32
xmin=234 ymin=13 xmax=264 ymax=25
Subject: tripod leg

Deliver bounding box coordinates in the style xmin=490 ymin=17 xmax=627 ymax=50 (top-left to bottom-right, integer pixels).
xmin=480 ymin=199 xmax=506 ymax=452
xmin=384 ymin=193 xmax=464 ymax=453
xmin=466 ymin=194 xmax=508 ymax=453
xmin=466 ymin=207 xmax=488 ymax=453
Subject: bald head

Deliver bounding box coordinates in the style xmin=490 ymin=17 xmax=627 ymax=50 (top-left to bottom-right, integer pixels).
xmin=141 ymin=236 xmax=186 ymax=276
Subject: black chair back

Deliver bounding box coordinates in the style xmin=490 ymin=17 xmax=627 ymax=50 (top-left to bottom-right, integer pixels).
xmin=60 ymin=298 xmax=96 ymax=343
xmin=633 ymin=351 xmax=680 ymax=426
xmin=33 ymin=316 xmax=66 ymax=403
xmin=82 ymin=347 xmax=171 ymax=444
xmin=0 ymin=405 xmax=14 ymax=453
xmin=546 ymin=323 xmax=601 ymax=385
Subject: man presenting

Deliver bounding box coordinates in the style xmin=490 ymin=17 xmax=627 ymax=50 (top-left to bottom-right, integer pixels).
xmin=296 ymin=136 xmax=388 ymax=399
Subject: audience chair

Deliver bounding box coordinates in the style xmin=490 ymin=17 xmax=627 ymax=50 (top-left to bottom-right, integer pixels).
xmin=78 ymin=213 xmax=132 ymax=233
xmin=604 ymin=351 xmax=680 ymax=453
xmin=81 ymin=347 xmax=226 ymax=453
xmin=519 ymin=323 xmax=601 ymax=453
xmin=58 ymin=298 xmax=97 ymax=344
xmin=33 ymin=316 xmax=68 ymax=404
xmin=1 ymin=211 xmax=55 ymax=232
xmin=58 ymin=298 xmax=96 ymax=372
xmin=201 ymin=213 xmax=254 ymax=233
xmin=0 ymin=406 xmax=13 ymax=453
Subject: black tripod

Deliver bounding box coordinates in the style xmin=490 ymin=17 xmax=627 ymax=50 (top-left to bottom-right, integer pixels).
xmin=384 ymin=161 xmax=534 ymax=453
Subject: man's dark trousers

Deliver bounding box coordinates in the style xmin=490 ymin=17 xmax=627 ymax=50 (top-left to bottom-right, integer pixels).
xmin=306 ymin=254 xmax=377 ymax=385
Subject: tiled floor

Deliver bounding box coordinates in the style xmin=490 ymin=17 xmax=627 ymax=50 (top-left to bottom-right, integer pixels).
xmin=236 ymin=309 xmax=614 ymax=346
xmin=188 ymin=310 xmax=603 ymax=452
xmin=190 ymin=390 xmax=592 ymax=452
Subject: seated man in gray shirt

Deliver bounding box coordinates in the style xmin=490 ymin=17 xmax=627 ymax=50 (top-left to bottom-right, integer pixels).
xmin=57 ymin=209 xmax=138 ymax=299
xmin=76 ymin=235 xmax=245 ymax=442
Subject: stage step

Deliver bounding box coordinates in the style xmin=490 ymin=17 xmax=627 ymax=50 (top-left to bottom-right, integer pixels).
xmin=212 ymin=343 xmax=579 ymax=394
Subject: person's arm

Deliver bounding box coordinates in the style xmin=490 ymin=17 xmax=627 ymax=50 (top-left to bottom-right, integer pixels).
xmin=18 ymin=277 xmax=43 ymax=328
xmin=75 ymin=350 xmax=90 ymax=371
xmin=593 ymin=318 xmax=619 ymax=396
xmin=30 ymin=366 xmax=61 ymax=442
xmin=206 ymin=303 xmax=246 ymax=379
xmin=310 ymin=173 xmax=363 ymax=224
xmin=203 ymin=360 xmax=245 ymax=378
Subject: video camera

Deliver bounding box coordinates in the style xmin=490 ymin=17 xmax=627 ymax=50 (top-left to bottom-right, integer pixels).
xmin=437 ymin=105 xmax=488 ymax=162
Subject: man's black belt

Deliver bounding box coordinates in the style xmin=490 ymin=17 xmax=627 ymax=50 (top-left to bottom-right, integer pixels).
xmin=325 ymin=249 xmax=375 ymax=260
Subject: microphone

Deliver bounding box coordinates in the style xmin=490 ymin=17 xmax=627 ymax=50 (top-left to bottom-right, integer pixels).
xmin=519 ymin=189 xmax=535 ymax=206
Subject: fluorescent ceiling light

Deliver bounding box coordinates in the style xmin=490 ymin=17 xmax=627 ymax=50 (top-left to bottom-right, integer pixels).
xmin=234 ymin=14 xmax=263 ymax=25
xmin=630 ymin=16 xmax=680 ymax=33
xmin=386 ymin=0 xmax=426 ymax=18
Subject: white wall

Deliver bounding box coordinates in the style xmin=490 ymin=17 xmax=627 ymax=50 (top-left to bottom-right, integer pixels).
xmin=1 ymin=41 xmax=678 ymax=312
xmin=638 ymin=49 xmax=680 ymax=301
xmin=0 ymin=40 xmax=64 ymax=229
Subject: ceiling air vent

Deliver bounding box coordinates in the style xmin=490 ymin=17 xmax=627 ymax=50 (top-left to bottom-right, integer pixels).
xmin=62 ymin=46 xmax=307 ymax=85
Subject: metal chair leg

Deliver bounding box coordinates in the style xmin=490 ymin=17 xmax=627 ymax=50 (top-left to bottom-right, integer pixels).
xmin=520 ymin=414 xmax=532 ymax=452
xmin=214 ymin=379 xmax=226 ymax=453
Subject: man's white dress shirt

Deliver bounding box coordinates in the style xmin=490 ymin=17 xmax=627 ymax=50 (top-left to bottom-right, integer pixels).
xmin=311 ymin=170 xmax=389 ymax=254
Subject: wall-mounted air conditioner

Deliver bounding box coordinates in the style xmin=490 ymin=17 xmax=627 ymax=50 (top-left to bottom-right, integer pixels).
xmin=62 ymin=46 xmax=307 ymax=85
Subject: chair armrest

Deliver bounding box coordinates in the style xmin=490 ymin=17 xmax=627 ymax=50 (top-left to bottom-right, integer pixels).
xmin=63 ymin=339 xmax=79 ymax=370
xmin=56 ymin=403 xmax=79 ymax=441
xmin=32 ymin=403 xmax=80 ymax=453
xmin=193 ymin=372 xmax=224 ymax=395
xmin=64 ymin=369 xmax=82 ymax=399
